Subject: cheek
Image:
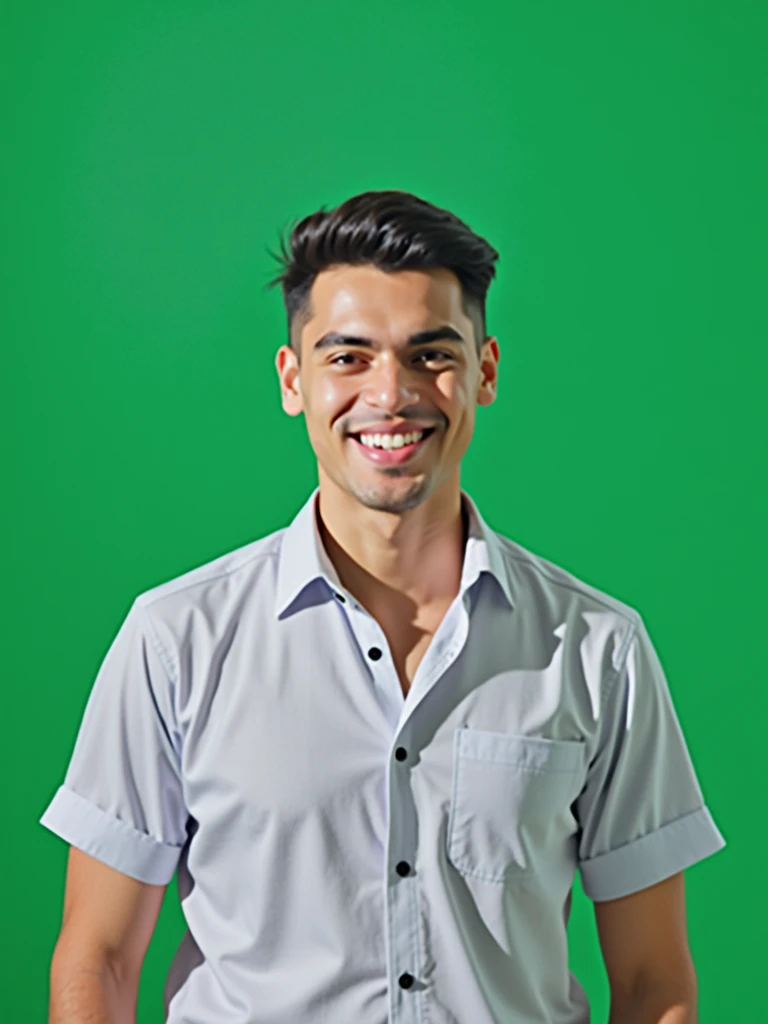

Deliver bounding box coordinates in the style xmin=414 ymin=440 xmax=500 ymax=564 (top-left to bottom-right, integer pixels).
xmin=306 ymin=381 xmax=350 ymax=446
xmin=442 ymin=382 xmax=471 ymax=421
xmin=437 ymin=372 xmax=467 ymax=401
xmin=318 ymin=378 xmax=346 ymax=407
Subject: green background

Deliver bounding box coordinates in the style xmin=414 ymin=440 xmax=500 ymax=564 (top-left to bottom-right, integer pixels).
xmin=3 ymin=1 xmax=764 ymax=1020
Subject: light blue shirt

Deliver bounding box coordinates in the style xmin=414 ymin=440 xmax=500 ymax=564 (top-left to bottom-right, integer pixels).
xmin=40 ymin=486 xmax=726 ymax=1023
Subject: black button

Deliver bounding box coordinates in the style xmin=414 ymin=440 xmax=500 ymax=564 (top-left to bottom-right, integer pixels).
xmin=396 ymin=860 xmax=410 ymax=876
xmin=398 ymin=972 xmax=414 ymax=989
xmin=395 ymin=747 xmax=407 ymax=761
xmin=368 ymin=647 xmax=382 ymax=660
xmin=334 ymin=592 xmax=345 ymax=602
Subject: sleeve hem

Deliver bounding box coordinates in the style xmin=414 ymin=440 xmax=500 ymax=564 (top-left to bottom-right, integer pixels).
xmin=39 ymin=784 xmax=184 ymax=885
xmin=578 ymin=804 xmax=727 ymax=902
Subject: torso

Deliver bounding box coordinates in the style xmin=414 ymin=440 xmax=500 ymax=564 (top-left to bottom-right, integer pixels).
xmin=391 ymin=634 xmax=433 ymax=697
xmin=378 ymin=602 xmax=453 ymax=698
xmin=324 ymin=506 xmax=468 ymax=699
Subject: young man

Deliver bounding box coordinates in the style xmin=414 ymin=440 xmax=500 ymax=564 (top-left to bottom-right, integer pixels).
xmin=42 ymin=189 xmax=725 ymax=1023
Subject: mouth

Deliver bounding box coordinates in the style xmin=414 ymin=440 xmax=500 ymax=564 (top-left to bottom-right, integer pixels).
xmin=347 ymin=427 xmax=437 ymax=465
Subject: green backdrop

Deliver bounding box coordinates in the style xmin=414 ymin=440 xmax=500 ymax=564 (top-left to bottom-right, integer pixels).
xmin=3 ymin=1 xmax=764 ymax=1020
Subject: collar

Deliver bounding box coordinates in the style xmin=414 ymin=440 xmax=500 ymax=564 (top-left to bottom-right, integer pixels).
xmin=274 ymin=486 xmax=515 ymax=619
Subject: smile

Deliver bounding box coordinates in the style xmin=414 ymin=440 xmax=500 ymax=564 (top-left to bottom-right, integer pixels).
xmin=348 ymin=428 xmax=436 ymax=465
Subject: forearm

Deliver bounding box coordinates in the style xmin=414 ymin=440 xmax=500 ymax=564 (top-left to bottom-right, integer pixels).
xmin=607 ymin=981 xmax=697 ymax=1024
xmin=49 ymin=947 xmax=137 ymax=1024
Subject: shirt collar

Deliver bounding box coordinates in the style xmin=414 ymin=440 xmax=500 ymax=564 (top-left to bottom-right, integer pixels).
xmin=275 ymin=486 xmax=515 ymax=619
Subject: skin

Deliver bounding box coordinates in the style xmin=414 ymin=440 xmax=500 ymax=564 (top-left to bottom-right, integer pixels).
xmin=275 ymin=263 xmax=500 ymax=618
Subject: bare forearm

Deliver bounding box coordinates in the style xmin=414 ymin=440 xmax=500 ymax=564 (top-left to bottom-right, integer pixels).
xmin=608 ymin=981 xmax=697 ymax=1024
xmin=49 ymin=949 xmax=137 ymax=1024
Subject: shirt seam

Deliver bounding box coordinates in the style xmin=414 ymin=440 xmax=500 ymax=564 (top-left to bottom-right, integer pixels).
xmin=135 ymin=599 xmax=184 ymax=762
xmin=600 ymin=613 xmax=639 ymax=708
xmin=137 ymin=598 xmax=179 ymax=688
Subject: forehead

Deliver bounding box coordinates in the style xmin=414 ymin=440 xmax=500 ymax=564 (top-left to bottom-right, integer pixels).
xmin=302 ymin=264 xmax=468 ymax=343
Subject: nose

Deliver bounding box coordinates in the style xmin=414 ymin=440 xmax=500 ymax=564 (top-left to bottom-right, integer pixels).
xmin=362 ymin=356 xmax=420 ymax=406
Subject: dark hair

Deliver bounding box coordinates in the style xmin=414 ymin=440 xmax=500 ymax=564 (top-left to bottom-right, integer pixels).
xmin=263 ymin=189 xmax=499 ymax=365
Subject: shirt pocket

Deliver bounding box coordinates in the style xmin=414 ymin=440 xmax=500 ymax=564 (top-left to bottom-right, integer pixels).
xmin=446 ymin=726 xmax=586 ymax=884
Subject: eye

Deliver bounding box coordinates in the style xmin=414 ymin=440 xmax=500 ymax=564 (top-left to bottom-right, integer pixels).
xmin=329 ymin=350 xmax=450 ymax=366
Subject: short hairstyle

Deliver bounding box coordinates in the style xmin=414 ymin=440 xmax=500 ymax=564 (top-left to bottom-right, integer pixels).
xmin=263 ymin=189 xmax=500 ymax=365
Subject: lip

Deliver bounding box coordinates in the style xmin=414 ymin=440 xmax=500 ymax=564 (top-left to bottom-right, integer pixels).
xmin=348 ymin=428 xmax=436 ymax=465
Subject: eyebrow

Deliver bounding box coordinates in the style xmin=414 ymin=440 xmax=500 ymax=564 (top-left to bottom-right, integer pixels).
xmin=312 ymin=325 xmax=466 ymax=353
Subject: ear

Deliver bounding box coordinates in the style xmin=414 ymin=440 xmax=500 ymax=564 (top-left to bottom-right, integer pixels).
xmin=275 ymin=346 xmax=304 ymax=418
xmin=476 ymin=336 xmax=500 ymax=408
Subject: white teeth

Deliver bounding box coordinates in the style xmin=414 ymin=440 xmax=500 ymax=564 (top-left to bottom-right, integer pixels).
xmin=359 ymin=430 xmax=425 ymax=450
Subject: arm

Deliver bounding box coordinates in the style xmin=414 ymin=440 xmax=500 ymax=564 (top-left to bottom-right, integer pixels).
xmin=594 ymin=872 xmax=699 ymax=1024
xmin=608 ymin=984 xmax=696 ymax=1024
xmin=49 ymin=950 xmax=134 ymax=1024
xmin=48 ymin=846 xmax=167 ymax=1024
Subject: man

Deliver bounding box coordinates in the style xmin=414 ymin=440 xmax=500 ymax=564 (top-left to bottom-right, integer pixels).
xmin=42 ymin=189 xmax=725 ymax=1023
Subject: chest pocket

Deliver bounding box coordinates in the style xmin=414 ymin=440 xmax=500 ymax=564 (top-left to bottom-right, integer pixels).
xmin=446 ymin=726 xmax=586 ymax=884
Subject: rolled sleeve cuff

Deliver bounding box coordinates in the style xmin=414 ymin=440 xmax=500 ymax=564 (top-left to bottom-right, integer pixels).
xmin=39 ymin=784 xmax=184 ymax=886
xmin=579 ymin=805 xmax=727 ymax=902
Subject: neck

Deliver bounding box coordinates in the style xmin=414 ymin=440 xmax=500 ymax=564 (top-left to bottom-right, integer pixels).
xmin=316 ymin=489 xmax=468 ymax=613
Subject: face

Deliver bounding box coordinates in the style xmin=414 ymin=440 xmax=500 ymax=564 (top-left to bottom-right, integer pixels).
xmin=275 ymin=263 xmax=499 ymax=515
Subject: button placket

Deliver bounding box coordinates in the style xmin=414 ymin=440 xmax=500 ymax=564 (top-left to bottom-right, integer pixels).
xmin=343 ymin=592 xmax=426 ymax=1008
xmin=334 ymin=590 xmax=401 ymax=718
xmin=362 ymin=616 xmax=406 ymax=715
xmin=388 ymin=720 xmax=422 ymax=1009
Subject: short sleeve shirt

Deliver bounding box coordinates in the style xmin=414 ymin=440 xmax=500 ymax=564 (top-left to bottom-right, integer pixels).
xmin=39 ymin=486 xmax=727 ymax=1023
